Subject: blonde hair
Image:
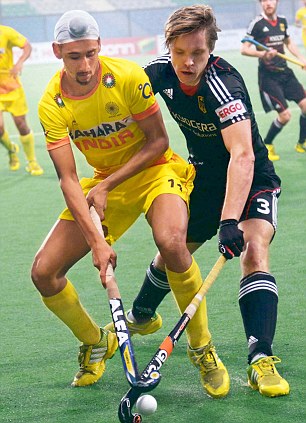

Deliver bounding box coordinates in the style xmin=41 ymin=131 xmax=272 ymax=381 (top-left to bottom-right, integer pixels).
xmin=165 ymin=5 xmax=221 ymax=51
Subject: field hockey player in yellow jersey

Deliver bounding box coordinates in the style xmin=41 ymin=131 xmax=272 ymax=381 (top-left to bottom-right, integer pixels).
xmin=31 ymin=10 xmax=229 ymax=393
xmin=0 ymin=25 xmax=43 ymax=175
xmin=295 ymin=0 xmax=306 ymax=48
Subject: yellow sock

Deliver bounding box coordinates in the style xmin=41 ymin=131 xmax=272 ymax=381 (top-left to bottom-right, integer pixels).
xmin=0 ymin=130 xmax=14 ymax=151
xmin=42 ymin=280 xmax=101 ymax=345
xmin=20 ymin=131 xmax=36 ymax=162
xmin=166 ymin=257 xmax=211 ymax=349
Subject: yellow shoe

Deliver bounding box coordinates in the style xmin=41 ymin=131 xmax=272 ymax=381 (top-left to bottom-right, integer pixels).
xmin=104 ymin=310 xmax=162 ymax=336
xmin=266 ymin=144 xmax=280 ymax=161
xmin=247 ymin=356 xmax=290 ymax=397
xmin=25 ymin=160 xmax=44 ymax=176
xmin=295 ymin=142 xmax=306 ymax=153
xmin=71 ymin=329 xmax=118 ymax=387
xmin=187 ymin=341 xmax=230 ymax=398
xmin=9 ymin=143 xmax=20 ymax=171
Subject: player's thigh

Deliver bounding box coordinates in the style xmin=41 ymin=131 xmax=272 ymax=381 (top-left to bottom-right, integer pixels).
xmin=284 ymin=70 xmax=305 ymax=104
xmin=239 ymin=187 xmax=280 ymax=273
xmin=187 ymin=179 xmax=224 ymax=243
xmin=33 ymin=219 xmax=90 ymax=279
xmin=147 ymin=193 xmax=189 ymax=246
xmin=7 ymin=87 xmax=28 ymax=116
xmin=260 ymin=79 xmax=287 ymax=112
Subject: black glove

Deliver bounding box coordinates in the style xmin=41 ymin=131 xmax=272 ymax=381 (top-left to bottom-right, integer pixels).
xmin=218 ymin=219 xmax=244 ymax=260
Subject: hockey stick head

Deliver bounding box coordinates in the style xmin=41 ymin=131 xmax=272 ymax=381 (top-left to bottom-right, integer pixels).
xmin=118 ymin=379 xmax=161 ymax=423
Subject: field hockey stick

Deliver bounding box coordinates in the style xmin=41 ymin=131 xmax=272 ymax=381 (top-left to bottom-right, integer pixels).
xmin=90 ymin=206 xmax=141 ymax=387
xmin=241 ymin=37 xmax=305 ymax=68
xmin=118 ymin=255 xmax=226 ymax=423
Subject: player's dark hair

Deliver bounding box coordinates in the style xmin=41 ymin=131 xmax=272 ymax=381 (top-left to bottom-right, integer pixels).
xmin=165 ymin=5 xmax=221 ymax=51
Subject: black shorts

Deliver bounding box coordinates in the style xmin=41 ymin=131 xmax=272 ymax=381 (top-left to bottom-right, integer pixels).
xmin=187 ymin=175 xmax=281 ymax=243
xmin=258 ymin=67 xmax=305 ymax=113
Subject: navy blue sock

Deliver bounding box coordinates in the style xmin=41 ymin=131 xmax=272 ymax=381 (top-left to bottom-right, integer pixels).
xmin=238 ymin=272 xmax=278 ymax=364
xmin=264 ymin=119 xmax=284 ymax=144
xmin=132 ymin=262 xmax=170 ymax=321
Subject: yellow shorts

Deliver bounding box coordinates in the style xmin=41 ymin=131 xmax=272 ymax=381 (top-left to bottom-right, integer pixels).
xmin=0 ymin=86 xmax=28 ymax=116
xmin=59 ymin=153 xmax=195 ymax=244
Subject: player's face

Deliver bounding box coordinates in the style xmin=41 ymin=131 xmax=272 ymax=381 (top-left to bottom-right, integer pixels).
xmin=169 ymin=30 xmax=211 ymax=86
xmin=260 ymin=0 xmax=279 ymax=18
xmin=55 ymin=39 xmax=101 ymax=86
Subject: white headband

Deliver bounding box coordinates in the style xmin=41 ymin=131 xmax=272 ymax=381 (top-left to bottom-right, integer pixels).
xmin=54 ymin=10 xmax=99 ymax=44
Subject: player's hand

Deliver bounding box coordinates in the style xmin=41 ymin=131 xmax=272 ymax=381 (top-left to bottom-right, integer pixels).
xmin=262 ymin=49 xmax=277 ymax=63
xmin=218 ymin=219 xmax=244 ymax=260
xmin=87 ymin=184 xmax=108 ymax=221
xmin=92 ymin=240 xmax=117 ymax=288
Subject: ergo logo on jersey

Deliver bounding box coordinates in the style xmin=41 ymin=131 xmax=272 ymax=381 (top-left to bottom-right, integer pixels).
xmin=215 ymin=99 xmax=246 ymax=123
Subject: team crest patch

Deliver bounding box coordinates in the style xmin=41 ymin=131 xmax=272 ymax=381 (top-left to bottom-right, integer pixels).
xmin=102 ymin=73 xmax=116 ymax=88
xmin=279 ymin=23 xmax=285 ymax=32
xmin=198 ymin=96 xmax=207 ymax=113
xmin=54 ymin=93 xmax=65 ymax=108
xmin=105 ymin=102 xmax=119 ymax=116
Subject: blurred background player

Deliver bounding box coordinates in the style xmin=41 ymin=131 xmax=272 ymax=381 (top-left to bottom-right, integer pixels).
xmin=241 ymin=0 xmax=306 ymax=161
xmin=0 ymin=25 xmax=43 ymax=175
xmin=31 ymin=10 xmax=229 ymax=395
xmin=295 ymin=0 xmax=306 ymax=48
xmin=106 ymin=4 xmax=290 ymax=398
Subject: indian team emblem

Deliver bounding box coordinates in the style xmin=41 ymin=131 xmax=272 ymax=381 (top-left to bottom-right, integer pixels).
xmin=102 ymin=72 xmax=116 ymax=88
xmin=105 ymin=102 xmax=119 ymax=116
xmin=198 ymin=96 xmax=207 ymax=114
xmin=280 ymin=23 xmax=285 ymax=32
xmin=54 ymin=93 xmax=65 ymax=108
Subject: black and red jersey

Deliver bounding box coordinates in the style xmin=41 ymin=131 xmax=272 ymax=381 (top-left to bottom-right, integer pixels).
xmin=144 ymin=53 xmax=280 ymax=189
xmin=246 ymin=14 xmax=289 ymax=71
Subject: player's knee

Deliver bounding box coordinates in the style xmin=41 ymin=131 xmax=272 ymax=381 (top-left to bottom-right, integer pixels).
xmin=241 ymin=240 xmax=269 ymax=272
xmin=278 ymin=109 xmax=291 ymax=124
xmin=155 ymin=228 xmax=187 ymax=258
xmin=31 ymin=252 xmax=56 ymax=291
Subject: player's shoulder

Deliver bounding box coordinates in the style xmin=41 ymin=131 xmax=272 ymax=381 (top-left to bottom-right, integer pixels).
xmin=247 ymin=14 xmax=265 ymax=30
xmin=205 ymin=55 xmax=245 ymax=96
xmin=0 ymin=25 xmax=15 ymax=36
xmin=206 ymin=55 xmax=236 ymax=76
xmin=99 ymin=55 xmax=143 ymax=74
xmin=39 ymin=70 xmax=62 ymax=106
xmin=277 ymin=14 xmax=288 ymax=23
xmin=143 ymin=53 xmax=171 ymax=71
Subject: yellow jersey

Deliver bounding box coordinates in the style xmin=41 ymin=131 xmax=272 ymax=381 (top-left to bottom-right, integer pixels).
xmin=296 ymin=6 xmax=306 ymax=45
xmin=39 ymin=56 xmax=173 ymax=176
xmin=296 ymin=6 xmax=306 ymax=27
xmin=0 ymin=25 xmax=26 ymax=98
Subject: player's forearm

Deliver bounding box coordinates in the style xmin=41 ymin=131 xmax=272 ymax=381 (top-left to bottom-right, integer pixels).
xmin=16 ymin=42 xmax=32 ymax=65
xmin=221 ymin=158 xmax=254 ymax=221
xmin=60 ymin=177 xmax=106 ymax=249
xmin=286 ymin=39 xmax=305 ymax=61
xmin=241 ymin=44 xmax=266 ymax=59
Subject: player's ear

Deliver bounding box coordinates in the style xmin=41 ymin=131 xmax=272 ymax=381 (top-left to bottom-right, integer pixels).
xmin=52 ymin=42 xmax=62 ymax=59
xmin=97 ymin=38 xmax=101 ymax=52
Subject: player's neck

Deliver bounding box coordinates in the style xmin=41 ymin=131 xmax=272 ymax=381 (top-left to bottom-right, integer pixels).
xmin=61 ymin=70 xmax=100 ymax=97
xmin=262 ymin=11 xmax=277 ymax=22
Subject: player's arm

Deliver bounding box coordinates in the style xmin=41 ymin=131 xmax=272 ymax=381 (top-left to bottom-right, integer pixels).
xmin=86 ymin=108 xmax=169 ymax=217
xmin=49 ymin=144 xmax=117 ymax=286
xmin=295 ymin=9 xmax=303 ymax=27
xmin=221 ymin=119 xmax=254 ymax=221
xmin=218 ymin=119 xmax=254 ymax=259
xmin=11 ymin=40 xmax=32 ymax=77
xmin=284 ymin=36 xmax=306 ymax=67
xmin=240 ymin=39 xmax=277 ymax=61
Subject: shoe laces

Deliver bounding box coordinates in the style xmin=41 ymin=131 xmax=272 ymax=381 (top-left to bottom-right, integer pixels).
xmin=255 ymin=356 xmax=281 ymax=376
xmin=191 ymin=343 xmax=219 ymax=372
